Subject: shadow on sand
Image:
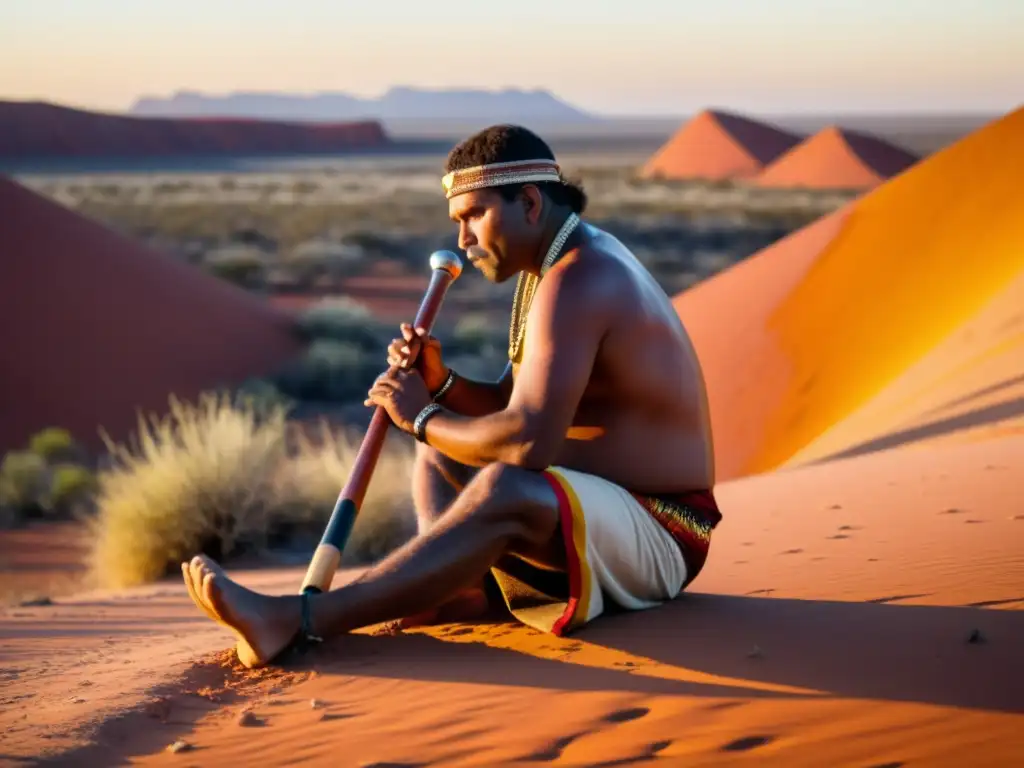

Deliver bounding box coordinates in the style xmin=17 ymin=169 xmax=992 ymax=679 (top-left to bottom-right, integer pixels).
xmin=34 ymin=592 xmax=1023 ymax=766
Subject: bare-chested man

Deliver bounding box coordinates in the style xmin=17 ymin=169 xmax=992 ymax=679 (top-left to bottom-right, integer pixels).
xmin=182 ymin=125 xmax=721 ymax=668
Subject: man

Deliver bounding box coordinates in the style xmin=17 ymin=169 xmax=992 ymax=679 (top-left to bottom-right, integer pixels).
xmin=182 ymin=124 xmax=721 ymax=668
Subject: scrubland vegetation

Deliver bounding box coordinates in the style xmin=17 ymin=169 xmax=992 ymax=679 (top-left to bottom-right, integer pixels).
xmin=5 ymin=153 xmax=858 ymax=590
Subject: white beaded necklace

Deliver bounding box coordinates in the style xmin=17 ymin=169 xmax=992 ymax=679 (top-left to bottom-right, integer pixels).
xmin=508 ymin=212 xmax=581 ymax=363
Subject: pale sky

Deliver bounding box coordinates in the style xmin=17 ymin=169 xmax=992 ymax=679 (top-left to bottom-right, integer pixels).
xmin=2 ymin=0 xmax=1021 ymax=116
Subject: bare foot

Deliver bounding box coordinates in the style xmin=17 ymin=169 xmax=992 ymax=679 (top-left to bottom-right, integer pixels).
xmin=396 ymin=588 xmax=491 ymax=630
xmin=183 ymin=555 xmax=301 ymax=668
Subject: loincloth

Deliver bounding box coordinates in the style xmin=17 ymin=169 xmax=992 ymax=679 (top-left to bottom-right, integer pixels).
xmin=489 ymin=466 xmax=722 ymax=636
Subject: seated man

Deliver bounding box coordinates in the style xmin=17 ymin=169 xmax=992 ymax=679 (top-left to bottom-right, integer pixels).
xmin=182 ymin=124 xmax=722 ymax=668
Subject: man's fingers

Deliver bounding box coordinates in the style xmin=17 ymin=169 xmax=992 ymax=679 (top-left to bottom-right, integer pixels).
xmin=401 ymin=324 xmax=415 ymax=342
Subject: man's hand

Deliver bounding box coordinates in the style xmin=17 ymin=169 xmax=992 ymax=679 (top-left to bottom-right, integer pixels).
xmin=386 ymin=323 xmax=448 ymax=394
xmin=364 ymin=367 xmax=433 ymax=434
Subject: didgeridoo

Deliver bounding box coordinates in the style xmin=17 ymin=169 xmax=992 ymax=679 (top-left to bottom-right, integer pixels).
xmin=299 ymin=249 xmax=464 ymax=595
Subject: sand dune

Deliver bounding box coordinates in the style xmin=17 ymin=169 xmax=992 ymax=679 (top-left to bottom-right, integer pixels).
xmin=639 ymin=109 xmax=803 ymax=181
xmin=2 ymin=108 xmax=1023 ymax=765
xmin=676 ymin=105 xmax=1024 ymax=481
xmin=755 ymin=126 xmax=920 ymax=190
xmin=0 ymin=176 xmax=306 ymax=455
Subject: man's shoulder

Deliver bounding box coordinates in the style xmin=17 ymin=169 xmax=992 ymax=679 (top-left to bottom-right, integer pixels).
xmin=542 ymin=228 xmax=633 ymax=305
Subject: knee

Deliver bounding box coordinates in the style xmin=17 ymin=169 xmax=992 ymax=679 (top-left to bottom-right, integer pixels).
xmin=466 ymin=463 xmax=558 ymax=541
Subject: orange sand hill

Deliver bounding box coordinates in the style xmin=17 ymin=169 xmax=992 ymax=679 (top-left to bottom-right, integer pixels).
xmin=0 ymin=176 xmax=306 ymax=456
xmin=0 ymin=100 xmax=389 ymax=159
xmin=1 ymin=111 xmax=1023 ymax=766
xmin=639 ymin=109 xmax=803 ymax=181
xmin=754 ymin=125 xmax=920 ymax=190
xmin=676 ymin=106 xmax=1024 ymax=481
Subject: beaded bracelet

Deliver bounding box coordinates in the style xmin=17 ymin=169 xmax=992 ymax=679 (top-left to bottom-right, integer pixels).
xmin=431 ymin=368 xmax=457 ymax=402
xmin=413 ymin=402 xmax=443 ymax=442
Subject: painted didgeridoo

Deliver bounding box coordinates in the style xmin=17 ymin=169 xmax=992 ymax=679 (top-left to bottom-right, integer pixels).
xmin=299 ymin=249 xmax=464 ymax=595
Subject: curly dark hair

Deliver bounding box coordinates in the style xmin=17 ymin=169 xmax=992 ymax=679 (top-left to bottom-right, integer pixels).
xmin=444 ymin=124 xmax=587 ymax=214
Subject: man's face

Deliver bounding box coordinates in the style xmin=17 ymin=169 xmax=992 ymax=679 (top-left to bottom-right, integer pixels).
xmin=448 ymin=188 xmax=538 ymax=283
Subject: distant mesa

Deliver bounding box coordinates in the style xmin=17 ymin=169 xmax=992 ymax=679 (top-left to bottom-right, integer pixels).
xmin=129 ymin=86 xmax=597 ymax=124
xmin=754 ymin=126 xmax=920 ymax=190
xmin=0 ymin=175 xmax=306 ymax=456
xmin=674 ymin=105 xmax=1024 ymax=481
xmin=0 ymin=100 xmax=389 ymax=160
xmin=639 ymin=109 xmax=804 ymax=182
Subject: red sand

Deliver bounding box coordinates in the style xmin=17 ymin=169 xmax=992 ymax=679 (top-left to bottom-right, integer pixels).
xmin=755 ymin=125 xmax=920 ymax=190
xmin=0 ymin=100 xmax=388 ymax=159
xmin=0 ymin=176 xmax=306 ymax=455
xmin=1 ymin=109 xmax=1023 ymax=765
xmin=677 ymin=106 xmax=1024 ymax=481
xmin=639 ymin=109 xmax=804 ymax=181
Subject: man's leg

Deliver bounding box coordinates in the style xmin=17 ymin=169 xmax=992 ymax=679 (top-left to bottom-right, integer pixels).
xmin=410 ymin=440 xmax=476 ymax=532
xmin=184 ymin=462 xmax=563 ymax=667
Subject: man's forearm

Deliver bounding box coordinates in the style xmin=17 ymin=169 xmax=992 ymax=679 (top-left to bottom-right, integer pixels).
xmin=433 ymin=371 xmax=509 ymax=417
xmin=420 ymin=407 xmax=536 ymax=468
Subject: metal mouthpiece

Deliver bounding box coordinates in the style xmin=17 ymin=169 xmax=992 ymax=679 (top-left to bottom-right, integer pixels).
xmin=429 ymin=249 xmax=463 ymax=280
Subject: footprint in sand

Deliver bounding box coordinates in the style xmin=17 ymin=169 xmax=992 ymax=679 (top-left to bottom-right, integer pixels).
xmin=964 ymin=519 xmax=987 ymax=524
xmin=720 ymin=735 xmax=776 ymax=752
xmin=781 ymin=548 xmax=803 ymax=555
xmin=592 ymin=740 xmax=672 ymax=766
xmin=523 ymin=732 xmax=586 ymax=762
xmin=733 ymin=560 xmax=749 ymax=565
xmin=602 ymin=707 xmax=650 ymax=724
xmin=939 ymin=507 xmax=968 ymax=515
xmin=704 ymin=700 xmax=746 ymax=712
xmin=522 ymin=708 xmax=654 ymax=763
xmin=826 ymin=534 xmax=850 ymax=540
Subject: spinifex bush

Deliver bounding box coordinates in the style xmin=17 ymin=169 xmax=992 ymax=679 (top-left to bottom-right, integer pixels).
xmin=86 ymin=392 xmax=415 ymax=589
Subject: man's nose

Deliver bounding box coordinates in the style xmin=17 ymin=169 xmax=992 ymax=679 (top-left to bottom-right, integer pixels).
xmin=458 ymin=223 xmax=475 ymax=252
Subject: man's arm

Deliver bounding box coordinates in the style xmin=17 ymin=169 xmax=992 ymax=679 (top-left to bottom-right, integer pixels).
xmin=421 ymin=259 xmax=609 ymax=469
xmin=433 ymin=362 xmax=514 ymax=417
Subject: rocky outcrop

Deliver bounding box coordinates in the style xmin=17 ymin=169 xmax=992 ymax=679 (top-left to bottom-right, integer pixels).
xmin=0 ymin=100 xmax=390 ymax=159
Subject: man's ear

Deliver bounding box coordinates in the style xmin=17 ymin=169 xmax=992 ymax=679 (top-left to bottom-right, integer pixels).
xmin=520 ymin=185 xmax=545 ymax=225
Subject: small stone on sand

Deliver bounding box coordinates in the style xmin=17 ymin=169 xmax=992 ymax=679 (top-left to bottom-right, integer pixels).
xmin=747 ymin=645 xmax=763 ymax=659
xmin=311 ymin=698 xmax=324 ymax=710
xmin=967 ymin=629 xmax=985 ymax=644
xmin=237 ymin=710 xmax=260 ymax=726
xmin=167 ymin=739 xmax=192 ymax=753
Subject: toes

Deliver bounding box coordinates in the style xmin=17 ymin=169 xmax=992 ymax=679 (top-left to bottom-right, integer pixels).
xmin=181 ymin=561 xmax=222 ymax=624
xmin=202 ymin=571 xmax=228 ymax=623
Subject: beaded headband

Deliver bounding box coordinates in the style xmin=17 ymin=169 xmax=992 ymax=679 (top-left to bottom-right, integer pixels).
xmin=441 ymin=158 xmax=562 ymax=199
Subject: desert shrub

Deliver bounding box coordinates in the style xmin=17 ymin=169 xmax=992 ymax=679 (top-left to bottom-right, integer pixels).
xmin=28 ymin=427 xmax=77 ymax=461
xmin=85 ymin=392 xmax=415 ymax=589
xmin=234 ymin=377 xmax=296 ymax=415
xmin=296 ymin=296 xmax=388 ymax=346
xmin=278 ymin=421 xmax=416 ymax=565
xmin=288 ymin=238 xmax=365 ymax=279
xmin=0 ymin=451 xmax=51 ymax=516
xmin=272 ymin=339 xmax=380 ymax=402
xmin=203 ymin=245 xmax=268 ymax=288
xmin=49 ymin=464 xmax=97 ymax=511
xmin=87 ymin=393 xmax=288 ymax=588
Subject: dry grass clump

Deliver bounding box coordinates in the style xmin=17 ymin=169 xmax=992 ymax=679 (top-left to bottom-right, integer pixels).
xmin=86 ymin=392 xmax=416 ymax=590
